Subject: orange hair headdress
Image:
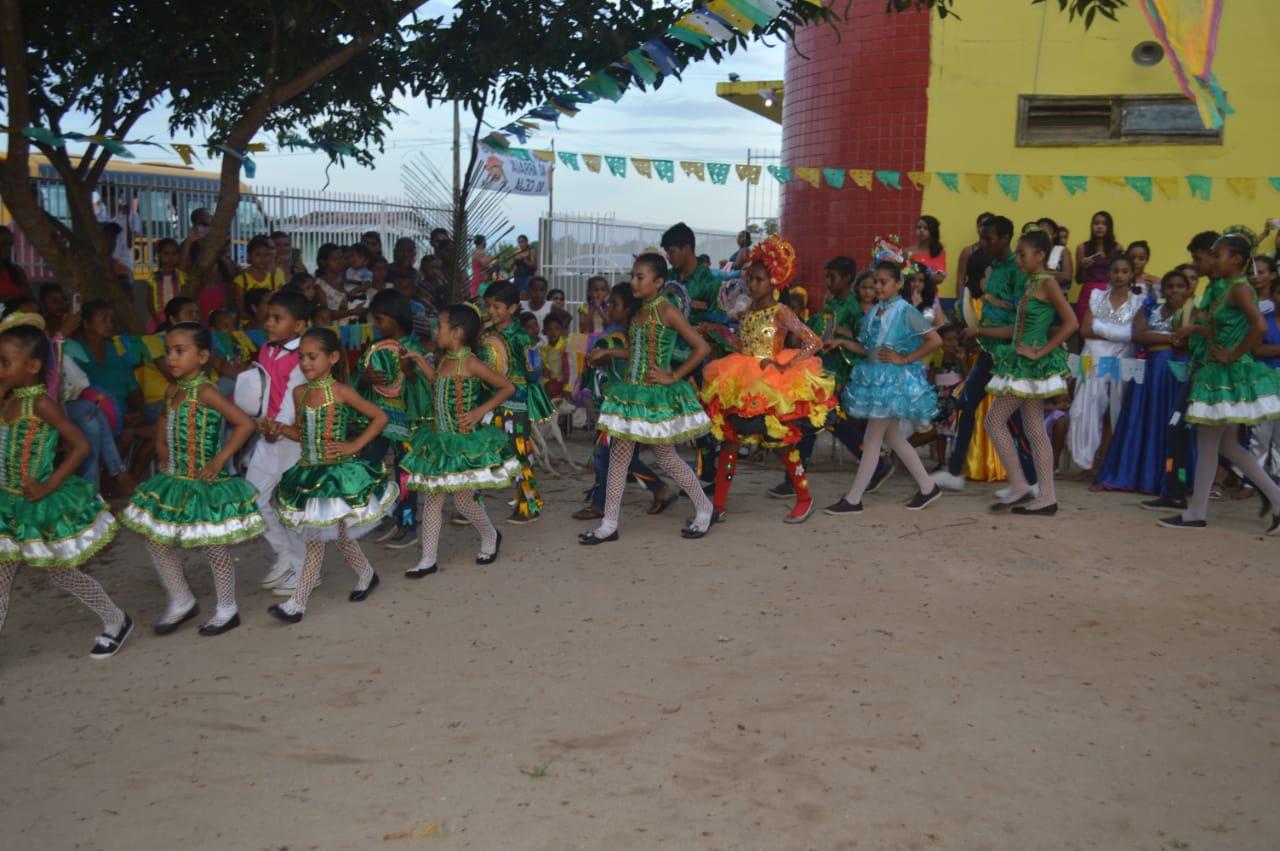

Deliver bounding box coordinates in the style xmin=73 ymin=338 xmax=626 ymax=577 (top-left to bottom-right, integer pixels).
xmin=745 ymin=234 xmax=798 ymax=292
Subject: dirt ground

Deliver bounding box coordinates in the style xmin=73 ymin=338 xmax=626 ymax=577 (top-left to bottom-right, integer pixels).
xmin=1 ymin=438 xmax=1278 ymax=850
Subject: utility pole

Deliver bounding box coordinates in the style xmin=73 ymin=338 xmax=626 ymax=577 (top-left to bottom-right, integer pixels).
xmin=546 ymin=140 xmax=555 ymax=279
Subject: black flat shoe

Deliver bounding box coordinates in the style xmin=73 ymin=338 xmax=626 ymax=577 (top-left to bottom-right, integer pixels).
xmin=405 ymin=563 xmax=438 ymax=579
xmin=578 ymin=530 xmax=618 ymax=545
xmin=153 ymin=602 xmax=200 ymax=636
xmin=476 ymin=531 xmax=503 ymax=565
xmin=267 ymin=604 xmax=303 ymax=624
xmin=349 ymin=572 xmax=380 ymax=602
xmin=198 ymin=612 xmax=241 ymax=636
xmin=990 ymin=493 xmax=1034 ymax=513
xmin=1012 ymin=503 xmax=1058 ymax=516
xmin=90 ymin=614 xmax=133 ymax=660
xmin=680 ymin=521 xmax=712 ymax=539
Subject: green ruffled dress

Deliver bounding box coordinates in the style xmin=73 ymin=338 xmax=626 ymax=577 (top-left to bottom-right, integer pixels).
xmin=987 ymin=273 xmax=1070 ymax=399
xmin=0 ymin=387 xmax=118 ymax=567
xmin=352 ymin=335 xmax=433 ymax=440
xmin=489 ymin=324 xmax=555 ymax=423
xmin=1186 ymin=276 xmax=1280 ymax=425
xmin=273 ymin=376 xmax=398 ymax=540
xmin=403 ymin=352 xmax=520 ymax=493
xmin=597 ymin=296 xmax=712 ymax=444
xmin=123 ymin=376 xmax=264 ymax=548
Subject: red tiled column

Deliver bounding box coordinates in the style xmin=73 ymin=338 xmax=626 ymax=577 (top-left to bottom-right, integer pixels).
xmin=781 ymin=0 xmax=930 ymax=304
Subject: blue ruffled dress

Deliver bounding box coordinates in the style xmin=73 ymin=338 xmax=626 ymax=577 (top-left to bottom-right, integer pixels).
xmin=841 ymin=297 xmax=938 ymax=421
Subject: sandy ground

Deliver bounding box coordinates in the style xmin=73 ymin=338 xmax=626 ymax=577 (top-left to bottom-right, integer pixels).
xmin=1 ymin=435 xmax=1278 ymax=851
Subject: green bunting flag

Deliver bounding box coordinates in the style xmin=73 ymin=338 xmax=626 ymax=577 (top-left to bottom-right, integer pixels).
xmin=653 ymin=159 xmax=675 ymax=183
xmin=623 ymin=50 xmax=659 ymax=85
xmin=707 ymin=162 xmax=730 ymax=185
xmin=875 ymin=170 xmax=901 ymax=190
xmin=822 ymin=168 xmax=845 ymax=189
xmin=767 ymin=164 xmax=791 ymax=183
xmin=1270 ymin=177 xmax=1280 ymax=193
xmin=605 ymin=155 xmax=627 ymax=177
xmin=996 ymin=173 xmax=1021 ymax=201
xmin=725 ymin=0 xmax=774 ymax=27
xmin=558 ymin=151 xmax=580 ymax=170
xmin=1061 ymin=175 xmax=1088 ymax=196
xmin=1187 ymin=174 xmax=1212 ymax=200
xmin=509 ymin=148 xmax=532 ymax=161
xmin=936 ymin=172 xmax=960 ymax=192
xmin=1124 ymin=176 xmax=1153 ymax=202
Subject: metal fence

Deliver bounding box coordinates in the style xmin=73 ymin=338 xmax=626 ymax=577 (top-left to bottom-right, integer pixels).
xmin=537 ymin=212 xmax=741 ymax=307
xmin=10 ymin=170 xmax=451 ymax=281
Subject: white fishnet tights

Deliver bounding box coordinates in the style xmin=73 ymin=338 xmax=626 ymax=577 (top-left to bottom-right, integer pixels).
xmin=416 ymin=490 xmax=498 ymax=570
xmin=279 ymin=523 xmax=374 ymax=615
xmin=0 ymin=561 xmax=124 ymax=635
xmin=147 ymin=540 xmax=238 ymax=628
xmin=594 ymin=439 xmax=712 ymax=538
xmin=986 ymin=395 xmax=1057 ymax=510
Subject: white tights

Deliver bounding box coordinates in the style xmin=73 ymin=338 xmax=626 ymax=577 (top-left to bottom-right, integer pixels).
xmin=842 ymin=418 xmax=933 ymax=504
xmin=1184 ymin=425 xmax=1280 ymax=522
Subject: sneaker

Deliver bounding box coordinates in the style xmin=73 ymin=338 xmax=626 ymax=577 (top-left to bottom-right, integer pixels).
xmin=783 ymin=500 xmax=814 ymax=524
xmin=1158 ymin=515 xmax=1207 ymax=530
xmin=90 ymin=614 xmax=133 ymax=659
xmin=260 ymin=560 xmax=294 ymax=589
xmin=905 ymin=485 xmax=942 ymax=511
xmin=1140 ymin=495 xmax=1187 ymax=511
xmin=374 ymin=521 xmax=400 ymax=543
xmin=930 ymin=470 xmax=966 ymax=491
xmin=387 ymin=525 xmax=415 ymax=544
xmin=823 ymin=498 xmax=863 ymax=515
xmin=995 ymin=483 xmax=1040 ymax=502
xmin=866 ymin=459 xmax=895 ymax=494
xmin=387 ymin=526 xmax=420 ymax=549
xmin=768 ymin=480 xmax=794 ymax=499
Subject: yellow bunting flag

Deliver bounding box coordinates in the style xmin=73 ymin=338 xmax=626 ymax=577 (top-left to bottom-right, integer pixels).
xmin=964 ymin=173 xmax=990 ymax=194
xmin=735 ymin=163 xmax=761 ymax=184
xmin=582 ymin=154 xmax=602 ymax=173
xmin=680 ymin=161 xmax=705 ymax=181
xmin=907 ymin=171 xmax=931 ymax=191
xmin=532 ymin=149 xmax=555 ymax=162
xmin=171 ymin=144 xmax=197 ymax=165
xmin=632 ymin=158 xmax=653 ymax=178
xmin=848 ymin=169 xmax=874 ymax=190
xmin=1226 ymin=177 xmax=1257 ymax=200
xmin=794 ymin=167 xmax=822 ymax=189
xmin=245 ymin=142 xmax=269 ymax=153
xmin=1026 ymin=175 xmax=1053 ymax=196
xmin=1154 ymin=176 xmax=1181 ymax=199
xmin=1095 ymin=175 xmax=1125 ymax=188
xmin=708 ymin=0 xmax=756 ymax=33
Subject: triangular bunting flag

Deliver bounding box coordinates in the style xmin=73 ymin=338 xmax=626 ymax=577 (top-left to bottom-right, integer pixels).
xmin=1269 ymin=177 xmax=1280 ymax=193
xmin=995 ymin=173 xmax=1021 ymax=201
xmin=641 ymin=39 xmax=681 ymax=77
xmin=558 ymin=152 xmax=580 ymax=171
xmin=936 ymin=172 xmax=959 ymax=192
xmin=171 ymin=143 xmax=197 ymax=165
xmin=1124 ymin=176 xmax=1153 ymax=202
xmin=481 ymin=133 xmax=510 ymax=151
xmin=245 ymin=143 xmax=269 ymax=153
xmin=1096 ymin=175 xmax=1125 ymax=188
xmin=668 ymin=24 xmax=716 ymax=49
xmin=653 ymin=159 xmax=675 ymax=183
xmin=509 ymin=148 xmax=532 ymax=161
xmin=632 ymin=158 xmax=653 ymax=178
xmin=582 ymin=71 xmax=624 ymax=102
xmin=532 ymin=150 xmax=555 ymax=162
xmin=735 ymin=164 xmax=761 ymax=184
xmin=1061 ymin=175 xmax=1087 ymax=195
xmin=848 ymin=169 xmax=874 ymax=190
xmin=907 ymin=171 xmax=931 ymax=191
xmin=964 ymin=173 xmax=991 ymax=194
xmin=623 ymin=50 xmax=659 ymax=85
xmin=1154 ymin=176 xmax=1180 ymax=199
xmin=681 ymin=161 xmax=706 ymax=181
xmin=1026 ymin=175 xmax=1053 ymax=196
xmin=582 ymin=154 xmax=602 ymax=173
xmin=724 ymin=0 xmax=774 ymax=27
xmin=705 ymin=1 xmax=755 ymax=34
xmin=766 ymin=164 xmax=791 ymax=183
xmin=707 ymin=162 xmax=730 ymax=185
xmin=689 ymin=11 xmax=736 ymax=41
xmin=1226 ymin=177 xmax=1256 ymax=200
xmin=875 ymin=170 xmax=902 ymax=190
xmin=794 ymin=167 xmax=821 ymax=188
xmin=822 ymin=168 xmax=845 ymax=189
xmin=1187 ymin=174 xmax=1212 ymax=200
xmin=605 ymin=155 xmax=627 ymax=177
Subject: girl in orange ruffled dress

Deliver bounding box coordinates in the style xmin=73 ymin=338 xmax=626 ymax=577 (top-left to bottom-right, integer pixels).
xmin=700 ymin=236 xmax=837 ymax=524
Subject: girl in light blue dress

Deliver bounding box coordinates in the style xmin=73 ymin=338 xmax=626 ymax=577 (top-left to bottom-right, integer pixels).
xmin=824 ymin=261 xmax=942 ymax=515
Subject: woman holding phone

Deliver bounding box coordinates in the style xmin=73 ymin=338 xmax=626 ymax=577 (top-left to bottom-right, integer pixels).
xmin=1074 ymin=211 xmax=1122 ymax=325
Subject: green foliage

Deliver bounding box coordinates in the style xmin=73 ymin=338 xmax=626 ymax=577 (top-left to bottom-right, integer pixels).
xmin=891 ymin=0 xmax=1126 ymax=27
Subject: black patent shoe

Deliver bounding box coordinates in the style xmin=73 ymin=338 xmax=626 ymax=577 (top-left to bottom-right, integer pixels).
xmin=154 ymin=602 xmax=200 ymax=636
xmin=349 ymin=573 xmax=380 ymax=602
xmin=476 ymin=531 xmax=503 ymax=565
xmin=267 ymin=603 xmax=303 ymax=624
xmin=198 ymin=612 xmax=241 ymax=636
xmin=680 ymin=521 xmax=712 ymax=539
xmin=405 ymin=562 xmax=438 ymax=579
xmin=578 ymin=530 xmax=618 ymax=545
xmin=1012 ymin=503 xmax=1058 ymax=516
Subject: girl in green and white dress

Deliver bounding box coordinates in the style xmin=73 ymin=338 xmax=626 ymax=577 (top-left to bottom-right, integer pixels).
xmin=123 ymin=322 xmax=264 ymax=637
xmin=268 ymin=328 xmax=398 ymax=623
xmin=0 ymin=313 xmax=131 ymax=658
xmin=401 ymin=305 xmax=518 ymax=577
xmin=579 ymin=252 xmax=715 ymax=545
xmin=1160 ymin=228 xmax=1280 ymax=533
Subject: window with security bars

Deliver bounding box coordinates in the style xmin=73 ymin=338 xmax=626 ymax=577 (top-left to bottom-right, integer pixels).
xmin=1016 ymin=94 xmax=1223 ymax=146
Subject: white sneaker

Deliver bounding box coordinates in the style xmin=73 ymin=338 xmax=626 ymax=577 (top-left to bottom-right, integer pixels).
xmin=260 ymin=560 xmax=294 ymax=589
xmin=930 ymin=470 xmax=967 ymax=491
xmin=271 ymin=569 xmax=319 ymax=596
xmin=995 ymin=483 xmax=1040 ymax=502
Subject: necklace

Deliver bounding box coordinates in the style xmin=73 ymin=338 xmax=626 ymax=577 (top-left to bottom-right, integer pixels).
xmin=11 ymin=385 xmax=43 ymax=400
xmin=176 ymin=374 xmax=208 ymax=393
xmin=305 ymin=374 xmax=336 ymax=390
xmin=443 ymin=349 xmax=469 ymax=361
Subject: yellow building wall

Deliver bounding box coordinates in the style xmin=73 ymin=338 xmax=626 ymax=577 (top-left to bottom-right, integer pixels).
xmin=921 ymin=2 xmax=1280 ymax=300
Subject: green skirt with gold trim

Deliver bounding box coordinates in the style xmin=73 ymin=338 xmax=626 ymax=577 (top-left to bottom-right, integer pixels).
xmin=122 ymin=473 xmax=264 ymax=548
xmin=0 ymin=477 xmax=118 ymax=568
